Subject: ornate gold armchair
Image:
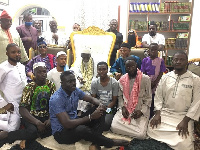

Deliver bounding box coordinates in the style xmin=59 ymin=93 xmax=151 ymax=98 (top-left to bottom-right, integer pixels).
xmin=29 ymin=47 xmax=72 ymax=67
xmin=70 ymin=26 xmax=116 ymax=67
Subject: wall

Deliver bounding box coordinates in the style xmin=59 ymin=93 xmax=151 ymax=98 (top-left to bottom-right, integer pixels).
xmin=1 ymin=0 xmax=198 ymax=59
xmin=0 ymin=0 xmax=118 ymax=37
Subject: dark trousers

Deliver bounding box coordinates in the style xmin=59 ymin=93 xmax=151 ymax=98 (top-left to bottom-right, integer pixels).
xmin=2 ymin=116 xmax=51 ymax=144
xmin=53 ymin=107 xmax=114 ymax=148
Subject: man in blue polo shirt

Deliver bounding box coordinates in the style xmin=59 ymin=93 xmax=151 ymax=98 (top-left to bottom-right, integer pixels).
xmin=49 ymin=71 xmax=129 ymax=149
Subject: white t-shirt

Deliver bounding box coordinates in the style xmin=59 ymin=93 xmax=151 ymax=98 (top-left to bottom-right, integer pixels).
xmin=47 ymin=66 xmax=69 ymax=90
xmin=142 ymin=33 xmax=165 ymax=45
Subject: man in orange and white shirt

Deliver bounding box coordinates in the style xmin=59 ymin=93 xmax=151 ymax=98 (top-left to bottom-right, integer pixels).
xmin=0 ymin=10 xmax=28 ymax=64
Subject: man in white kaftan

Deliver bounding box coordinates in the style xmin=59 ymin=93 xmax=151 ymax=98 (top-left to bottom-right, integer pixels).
xmin=71 ymin=49 xmax=96 ymax=113
xmin=111 ymin=56 xmax=152 ymax=139
xmin=147 ymin=52 xmax=200 ymax=150
xmin=0 ymin=43 xmax=27 ymax=132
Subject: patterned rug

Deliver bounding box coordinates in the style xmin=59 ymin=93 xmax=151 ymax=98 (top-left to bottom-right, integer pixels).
xmin=122 ymin=139 xmax=173 ymax=150
xmin=9 ymin=141 xmax=51 ymax=150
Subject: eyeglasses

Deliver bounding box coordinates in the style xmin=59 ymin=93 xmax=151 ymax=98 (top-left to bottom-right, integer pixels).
xmin=38 ymin=46 xmax=47 ymax=49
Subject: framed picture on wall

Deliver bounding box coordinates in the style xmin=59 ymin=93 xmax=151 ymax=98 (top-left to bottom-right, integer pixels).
xmin=0 ymin=0 xmax=9 ymax=6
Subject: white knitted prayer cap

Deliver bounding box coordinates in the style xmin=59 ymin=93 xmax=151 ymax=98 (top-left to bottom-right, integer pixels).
xmin=56 ymin=51 xmax=67 ymax=58
xmin=33 ymin=62 xmax=46 ymax=70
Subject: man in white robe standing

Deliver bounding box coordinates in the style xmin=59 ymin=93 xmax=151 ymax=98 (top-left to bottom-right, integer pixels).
xmin=0 ymin=43 xmax=27 ymax=139
xmin=147 ymin=51 xmax=200 ymax=150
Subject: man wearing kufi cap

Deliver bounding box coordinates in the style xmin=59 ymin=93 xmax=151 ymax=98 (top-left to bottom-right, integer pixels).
xmin=47 ymin=51 xmax=69 ymax=90
xmin=0 ymin=10 xmax=28 ymax=64
xmin=0 ymin=62 xmax=56 ymax=148
xmin=72 ymin=48 xmax=96 ymax=115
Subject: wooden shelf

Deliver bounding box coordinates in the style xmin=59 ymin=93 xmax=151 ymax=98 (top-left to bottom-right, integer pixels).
xmin=165 ymin=48 xmax=187 ymax=50
xmin=129 ymin=12 xmax=191 ymax=15
xmin=136 ymin=30 xmax=189 ymax=33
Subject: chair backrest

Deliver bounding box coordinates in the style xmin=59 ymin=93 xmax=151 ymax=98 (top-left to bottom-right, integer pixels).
xmin=70 ymin=26 xmax=116 ymax=67
xmin=46 ymin=47 xmax=72 ymax=67
xmin=116 ymin=48 xmax=147 ymax=61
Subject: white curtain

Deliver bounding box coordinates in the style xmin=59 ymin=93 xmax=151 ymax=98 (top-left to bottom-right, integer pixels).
xmin=73 ymin=0 xmax=118 ymax=31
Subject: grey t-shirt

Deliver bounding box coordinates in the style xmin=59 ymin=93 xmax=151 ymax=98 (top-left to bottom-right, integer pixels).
xmin=91 ymin=77 xmax=119 ymax=105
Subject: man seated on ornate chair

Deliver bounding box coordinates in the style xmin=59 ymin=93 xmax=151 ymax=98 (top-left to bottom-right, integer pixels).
xmin=111 ymin=56 xmax=152 ymax=139
xmin=0 ymin=62 xmax=56 ymax=149
xmin=26 ymin=37 xmax=56 ymax=82
xmin=110 ymin=43 xmax=142 ymax=80
xmin=72 ymin=48 xmax=96 ymax=115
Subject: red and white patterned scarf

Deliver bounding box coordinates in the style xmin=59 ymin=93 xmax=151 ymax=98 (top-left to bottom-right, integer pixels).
xmin=119 ymin=69 xmax=143 ymax=123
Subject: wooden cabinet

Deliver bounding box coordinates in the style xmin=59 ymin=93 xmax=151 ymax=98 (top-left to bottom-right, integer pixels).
xmin=128 ymin=0 xmax=193 ymax=67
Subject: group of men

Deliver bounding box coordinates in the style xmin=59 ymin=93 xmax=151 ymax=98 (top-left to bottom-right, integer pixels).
xmin=0 ymin=9 xmax=200 ymax=150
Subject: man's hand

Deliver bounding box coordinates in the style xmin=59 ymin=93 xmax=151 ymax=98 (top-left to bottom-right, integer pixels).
xmin=122 ymin=106 xmax=129 ymax=119
xmin=176 ymin=116 xmax=190 ymax=138
xmin=115 ymin=72 xmax=122 ymax=80
xmin=131 ymin=110 xmax=143 ymax=119
xmin=150 ymin=111 xmax=161 ymax=129
xmin=36 ymin=121 xmax=46 ymax=133
xmin=4 ymin=103 xmax=14 ymax=112
xmin=90 ymin=107 xmax=105 ymax=120
xmin=52 ymin=34 xmax=58 ymax=41
xmin=78 ymin=77 xmax=86 ymax=84
xmin=44 ymin=119 xmax=51 ymax=128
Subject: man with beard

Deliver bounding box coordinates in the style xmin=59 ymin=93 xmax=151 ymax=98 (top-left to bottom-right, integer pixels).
xmin=111 ymin=56 xmax=152 ymax=139
xmin=147 ymin=52 xmax=200 ymax=150
xmin=47 ymin=51 xmax=69 ymax=90
xmin=49 ymin=70 xmax=129 ymax=150
xmin=72 ymin=48 xmax=96 ymax=114
xmin=0 ymin=10 xmax=28 ymax=64
xmin=107 ymin=19 xmax=123 ymax=66
xmin=0 ymin=43 xmax=27 ymax=140
xmin=16 ymin=13 xmax=38 ymax=57
xmin=142 ymin=22 xmax=165 ymax=57
xmin=0 ymin=62 xmax=56 ymax=149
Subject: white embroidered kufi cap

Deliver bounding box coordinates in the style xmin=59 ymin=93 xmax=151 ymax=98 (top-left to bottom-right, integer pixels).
xmin=56 ymin=51 xmax=67 ymax=58
xmin=33 ymin=62 xmax=46 ymax=70
xmin=81 ymin=48 xmax=91 ymax=54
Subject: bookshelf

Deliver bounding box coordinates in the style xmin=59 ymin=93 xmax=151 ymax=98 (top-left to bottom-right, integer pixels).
xmin=128 ymin=0 xmax=193 ymax=67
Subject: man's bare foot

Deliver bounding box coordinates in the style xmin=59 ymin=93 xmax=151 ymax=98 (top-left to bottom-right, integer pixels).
xmin=20 ymin=140 xmax=26 ymax=149
xmin=89 ymin=144 xmax=101 ymax=150
xmin=0 ymin=131 xmax=8 ymax=140
xmin=113 ymin=139 xmax=130 ymax=146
